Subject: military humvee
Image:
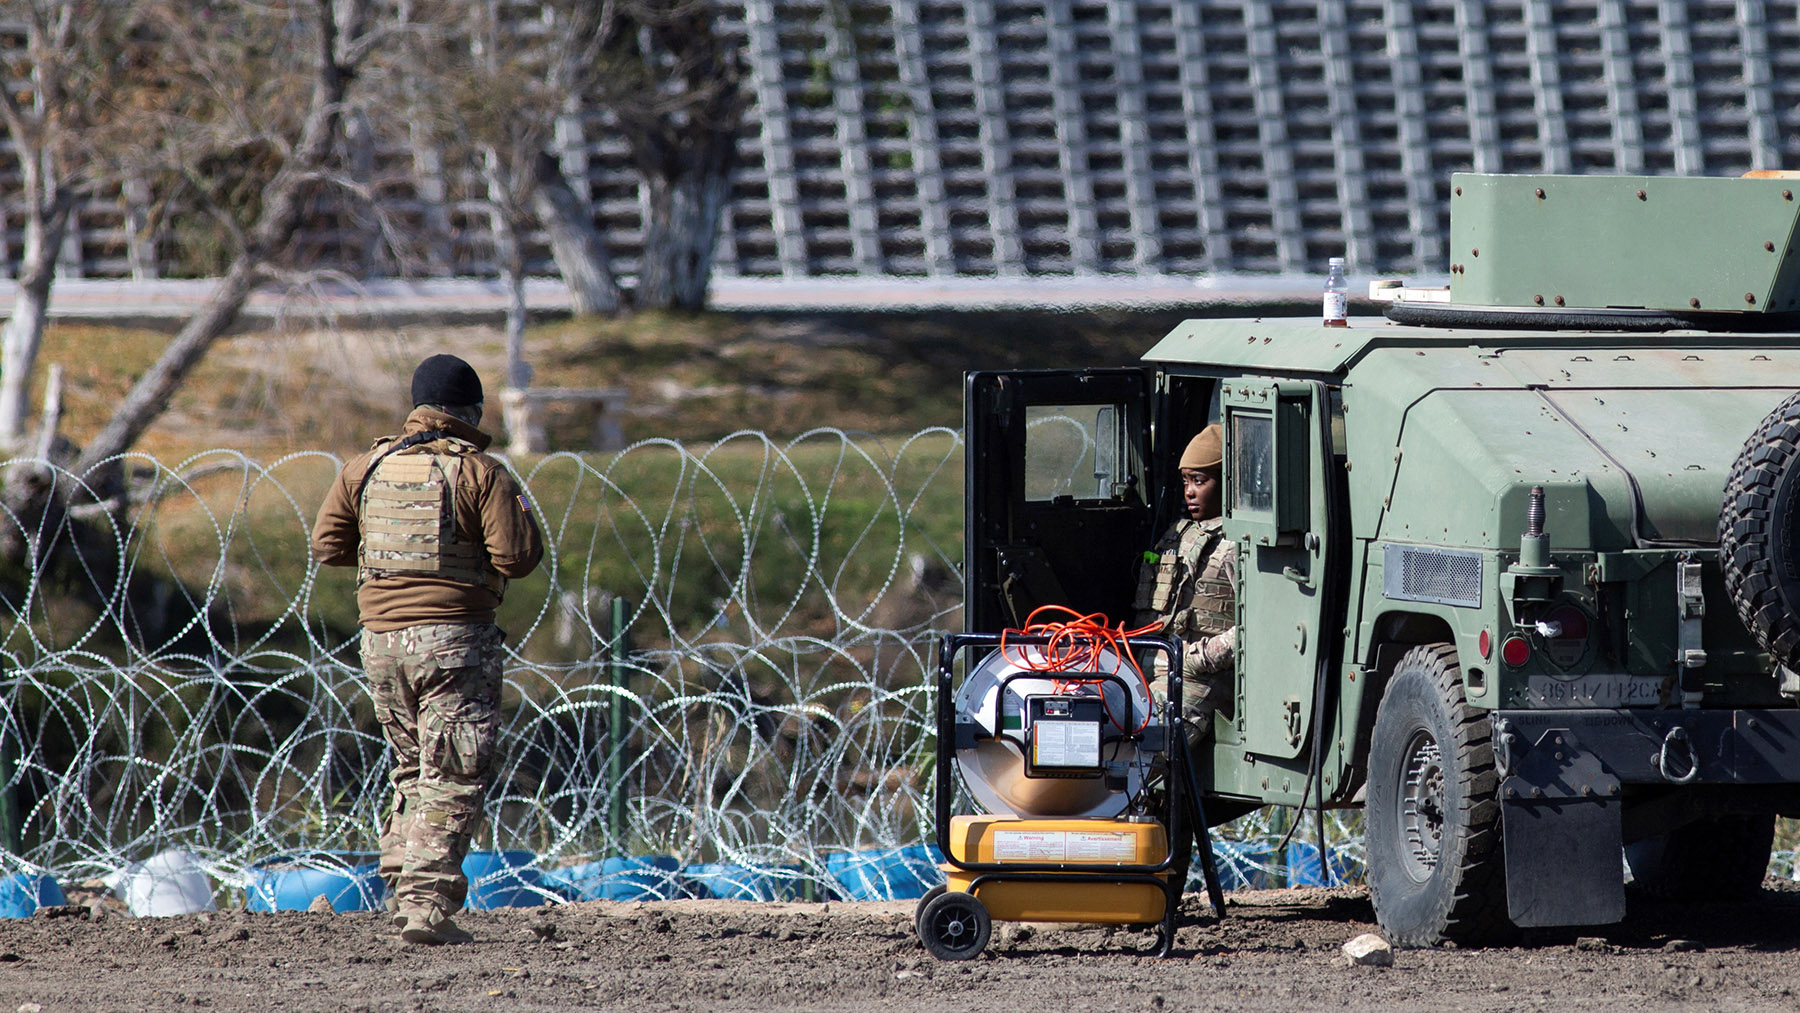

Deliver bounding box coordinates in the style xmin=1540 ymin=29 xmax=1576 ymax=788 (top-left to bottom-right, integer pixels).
xmin=962 ymin=172 xmax=1800 ymax=946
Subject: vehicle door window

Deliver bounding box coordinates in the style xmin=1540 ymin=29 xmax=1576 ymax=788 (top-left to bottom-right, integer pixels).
xmin=1024 ymin=403 xmax=1131 ymax=502
xmin=1232 ymin=412 xmax=1275 ymax=515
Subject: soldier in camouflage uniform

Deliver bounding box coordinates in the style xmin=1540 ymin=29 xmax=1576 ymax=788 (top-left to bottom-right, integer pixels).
xmin=311 ymin=354 xmax=543 ymax=946
xmin=1133 ymin=424 xmax=1237 ymax=746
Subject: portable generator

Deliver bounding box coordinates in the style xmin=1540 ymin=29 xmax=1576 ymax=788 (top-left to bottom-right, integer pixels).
xmin=916 ymin=631 xmax=1227 ymax=960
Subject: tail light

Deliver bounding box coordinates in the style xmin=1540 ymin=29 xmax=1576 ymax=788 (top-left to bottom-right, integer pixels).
xmin=1501 ymin=635 xmax=1532 ymax=667
xmin=1540 ymin=603 xmax=1591 ymax=668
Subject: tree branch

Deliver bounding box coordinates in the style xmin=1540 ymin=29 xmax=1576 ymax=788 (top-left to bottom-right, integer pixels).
xmin=71 ymin=1 xmax=361 ymax=481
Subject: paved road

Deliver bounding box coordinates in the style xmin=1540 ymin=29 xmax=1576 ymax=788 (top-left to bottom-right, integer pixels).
xmin=0 ymin=274 xmax=1350 ymax=323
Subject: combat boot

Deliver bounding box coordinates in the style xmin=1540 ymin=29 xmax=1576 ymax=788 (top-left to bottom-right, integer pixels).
xmin=398 ymin=910 xmax=473 ymax=946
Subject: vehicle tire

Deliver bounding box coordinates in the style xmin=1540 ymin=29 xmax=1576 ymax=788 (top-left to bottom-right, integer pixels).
xmin=917 ymin=890 xmax=991 ymax=961
xmin=1625 ymin=812 xmax=1776 ymax=902
xmin=913 ymin=884 xmax=946 ymax=937
xmin=1721 ymin=391 xmax=1800 ymax=669
xmin=1365 ymin=643 xmax=1513 ymax=948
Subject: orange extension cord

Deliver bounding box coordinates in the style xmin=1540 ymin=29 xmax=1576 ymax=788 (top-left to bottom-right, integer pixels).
xmin=998 ymin=604 xmax=1160 ymax=733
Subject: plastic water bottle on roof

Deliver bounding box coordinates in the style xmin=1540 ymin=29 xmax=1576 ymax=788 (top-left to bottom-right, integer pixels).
xmin=1323 ymin=256 xmax=1349 ymax=327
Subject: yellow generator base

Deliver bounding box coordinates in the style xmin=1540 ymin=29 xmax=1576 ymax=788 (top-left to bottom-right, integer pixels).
xmin=942 ymin=814 xmax=1172 ymax=925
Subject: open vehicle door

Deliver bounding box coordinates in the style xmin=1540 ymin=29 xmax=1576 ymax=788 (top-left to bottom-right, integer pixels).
xmin=964 ymin=370 xmax=1157 ymax=634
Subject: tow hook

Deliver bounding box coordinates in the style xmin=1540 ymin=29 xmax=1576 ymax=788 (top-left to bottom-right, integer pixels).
xmin=1655 ymin=725 xmax=1700 ymax=784
xmin=1492 ymin=716 xmax=1516 ymax=777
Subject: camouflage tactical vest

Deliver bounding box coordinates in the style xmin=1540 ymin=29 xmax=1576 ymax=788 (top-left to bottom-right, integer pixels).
xmin=357 ymin=437 xmax=505 ymax=596
xmin=1186 ymin=540 xmax=1235 ymax=638
xmin=1134 ymin=517 xmax=1234 ymax=639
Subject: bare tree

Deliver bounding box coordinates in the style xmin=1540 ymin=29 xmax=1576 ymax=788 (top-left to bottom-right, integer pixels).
xmin=0 ymin=0 xmax=740 ymax=487
xmin=401 ymin=0 xmax=743 ymax=317
xmin=600 ymin=1 xmax=746 ymax=311
xmin=532 ymin=147 xmax=623 ymax=317
xmin=0 ymin=1 xmax=132 ymax=453
xmin=395 ymin=0 xmax=623 ymax=328
xmin=387 ymin=0 xmax=626 ymax=448
xmin=70 ymin=0 xmax=374 ymax=492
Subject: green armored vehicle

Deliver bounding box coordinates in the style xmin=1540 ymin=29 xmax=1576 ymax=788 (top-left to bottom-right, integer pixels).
xmin=962 ymin=172 xmax=1800 ymax=945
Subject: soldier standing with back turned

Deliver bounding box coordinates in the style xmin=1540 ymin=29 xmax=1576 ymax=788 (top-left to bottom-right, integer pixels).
xmin=311 ymin=354 xmax=544 ymax=945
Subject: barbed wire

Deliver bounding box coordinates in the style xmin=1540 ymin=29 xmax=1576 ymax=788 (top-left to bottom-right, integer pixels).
xmin=0 ymin=430 xmax=1367 ymax=906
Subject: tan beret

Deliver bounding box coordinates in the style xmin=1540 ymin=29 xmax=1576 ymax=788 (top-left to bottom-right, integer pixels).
xmin=1180 ymin=424 xmax=1223 ymax=470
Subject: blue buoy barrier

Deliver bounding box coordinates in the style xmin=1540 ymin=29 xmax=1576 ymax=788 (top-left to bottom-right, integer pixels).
xmin=462 ymin=850 xmax=565 ymax=909
xmin=683 ymin=862 xmax=802 ymax=901
xmin=825 ymin=846 xmax=944 ymax=901
xmin=1284 ymin=840 xmax=1362 ymax=887
xmin=246 ymin=854 xmax=385 ymax=913
xmin=1205 ymin=839 xmax=1275 ymax=891
xmin=548 ymin=855 xmax=682 ymax=902
xmin=0 ymin=874 xmax=66 ymax=918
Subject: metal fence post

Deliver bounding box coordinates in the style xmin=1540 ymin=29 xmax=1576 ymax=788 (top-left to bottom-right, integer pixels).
xmin=0 ymin=713 xmax=19 ymax=856
xmin=0 ymin=766 xmax=16 ymax=857
xmin=608 ymin=596 xmax=630 ymax=849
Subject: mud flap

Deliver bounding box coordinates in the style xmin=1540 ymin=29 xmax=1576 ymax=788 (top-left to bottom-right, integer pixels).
xmin=1499 ymin=727 xmax=1625 ymax=928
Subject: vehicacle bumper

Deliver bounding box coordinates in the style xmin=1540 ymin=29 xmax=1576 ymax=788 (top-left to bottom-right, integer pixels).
xmin=1492 ymin=707 xmax=1800 ymax=787
xmin=1488 ymin=707 xmax=1800 ymax=929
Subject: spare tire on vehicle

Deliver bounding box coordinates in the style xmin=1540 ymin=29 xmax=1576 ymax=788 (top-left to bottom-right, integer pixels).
xmin=1720 ymin=390 xmax=1800 ymax=671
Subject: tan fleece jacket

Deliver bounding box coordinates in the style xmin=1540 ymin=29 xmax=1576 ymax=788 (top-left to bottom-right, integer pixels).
xmin=311 ymin=408 xmax=544 ymax=631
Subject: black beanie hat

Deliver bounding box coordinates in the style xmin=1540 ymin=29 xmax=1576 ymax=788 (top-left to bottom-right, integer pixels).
xmin=411 ymin=354 xmax=484 ymax=407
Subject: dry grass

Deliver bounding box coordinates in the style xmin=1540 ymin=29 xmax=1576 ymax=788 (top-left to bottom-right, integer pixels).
xmin=33 ymin=306 xmax=1242 ymax=461
xmin=518 ymin=307 xmax=1210 ymax=445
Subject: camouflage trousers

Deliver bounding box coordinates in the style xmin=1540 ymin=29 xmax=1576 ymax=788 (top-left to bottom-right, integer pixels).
xmin=1150 ymin=666 xmax=1230 ymax=752
xmin=363 ymin=622 xmax=504 ymax=920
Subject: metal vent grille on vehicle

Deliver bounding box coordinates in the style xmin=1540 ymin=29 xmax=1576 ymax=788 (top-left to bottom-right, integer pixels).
xmin=1383 ymin=544 xmax=1483 ymax=608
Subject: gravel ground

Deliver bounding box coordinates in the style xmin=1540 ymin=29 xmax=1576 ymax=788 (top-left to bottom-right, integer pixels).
xmin=4 ymin=881 xmax=1800 ymax=1012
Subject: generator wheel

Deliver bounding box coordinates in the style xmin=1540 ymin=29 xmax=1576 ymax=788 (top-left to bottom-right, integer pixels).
xmin=1365 ymin=644 xmax=1513 ymax=948
xmin=1721 ymin=391 xmax=1800 ymax=669
xmin=917 ymin=890 xmax=991 ymax=961
xmin=913 ymin=884 xmax=946 ymax=937
xmin=1626 ymin=812 xmax=1776 ymax=901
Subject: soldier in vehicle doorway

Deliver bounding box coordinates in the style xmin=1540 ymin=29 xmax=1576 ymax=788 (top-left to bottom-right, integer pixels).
xmin=1133 ymin=424 xmax=1237 ymax=748
xmin=311 ymin=354 xmax=544 ymax=945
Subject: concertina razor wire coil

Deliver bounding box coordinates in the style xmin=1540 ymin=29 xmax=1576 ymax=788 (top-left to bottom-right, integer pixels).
xmin=0 ymin=428 xmax=1365 ymax=904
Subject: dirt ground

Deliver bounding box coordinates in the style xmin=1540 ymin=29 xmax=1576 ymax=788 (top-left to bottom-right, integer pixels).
xmin=4 ymin=882 xmax=1800 ymax=1013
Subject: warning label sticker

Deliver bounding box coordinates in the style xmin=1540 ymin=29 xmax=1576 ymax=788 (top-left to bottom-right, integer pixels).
xmin=990 ymin=830 xmax=1139 ymax=862
xmin=1032 ymin=721 xmax=1100 ymax=767
xmin=992 ymin=830 xmax=1067 ymax=861
xmin=1067 ymin=831 xmax=1137 ymax=862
